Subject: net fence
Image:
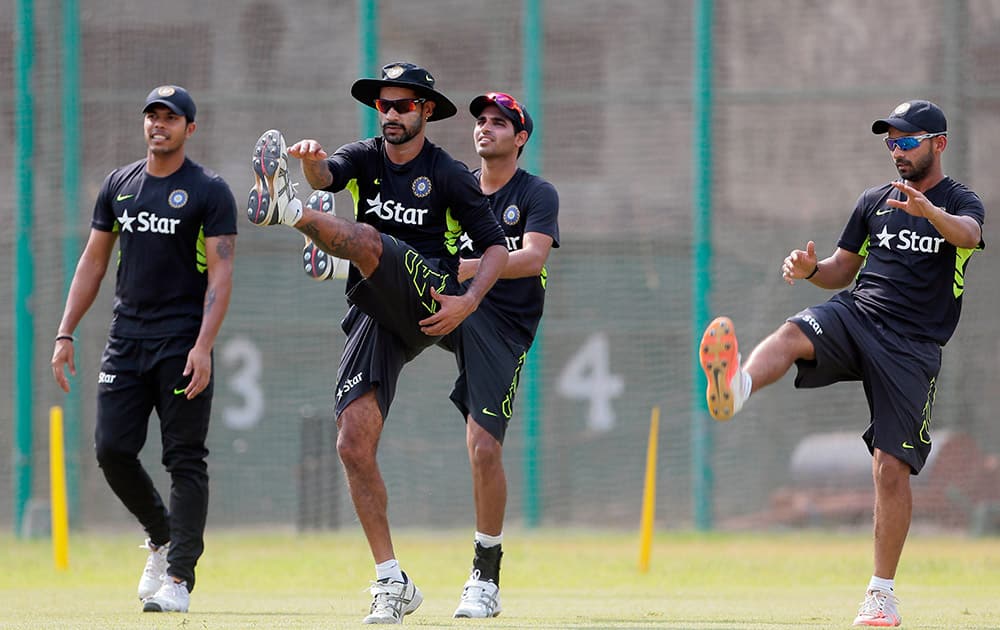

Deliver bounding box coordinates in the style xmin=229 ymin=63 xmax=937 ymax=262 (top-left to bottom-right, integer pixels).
xmin=2 ymin=0 xmax=1000 ymax=534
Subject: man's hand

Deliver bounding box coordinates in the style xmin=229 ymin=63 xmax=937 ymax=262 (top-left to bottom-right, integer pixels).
xmin=887 ymin=180 xmax=935 ymax=218
xmin=181 ymin=346 xmax=213 ymax=399
xmin=51 ymin=340 xmax=76 ymax=393
xmin=287 ymin=139 xmax=329 ymax=162
xmin=419 ymin=287 xmax=477 ymax=336
xmin=782 ymin=240 xmax=818 ymax=285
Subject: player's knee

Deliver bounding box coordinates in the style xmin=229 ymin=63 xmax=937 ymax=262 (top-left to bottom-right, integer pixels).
xmin=353 ymin=224 xmax=383 ymax=277
xmin=95 ymin=445 xmax=138 ymax=473
xmin=873 ymin=449 xmax=910 ymax=488
xmin=468 ymin=424 xmax=503 ymax=468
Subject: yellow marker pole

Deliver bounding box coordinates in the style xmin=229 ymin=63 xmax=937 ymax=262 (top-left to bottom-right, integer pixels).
xmin=638 ymin=406 xmax=659 ymax=572
xmin=50 ymin=406 xmax=69 ymax=570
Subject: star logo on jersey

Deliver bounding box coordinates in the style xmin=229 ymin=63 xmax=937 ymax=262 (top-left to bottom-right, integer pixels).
xmin=117 ymin=209 xmax=137 ymax=232
xmin=876 ymin=225 xmax=896 ymax=248
xmin=365 ymin=193 xmax=383 ymax=216
xmin=458 ymin=232 xmax=474 ymax=252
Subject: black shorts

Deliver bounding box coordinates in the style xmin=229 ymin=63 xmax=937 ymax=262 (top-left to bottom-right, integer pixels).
xmin=346 ymin=234 xmax=463 ymax=353
xmin=444 ymin=311 xmax=530 ymax=444
xmin=334 ymin=234 xmax=462 ymax=419
xmin=95 ymin=335 xmax=213 ymax=458
xmin=788 ymin=293 xmax=941 ymax=474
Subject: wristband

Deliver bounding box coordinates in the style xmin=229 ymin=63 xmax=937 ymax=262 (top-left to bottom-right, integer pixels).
xmin=804 ymin=264 xmax=820 ymax=280
xmin=55 ymin=334 xmax=75 ymax=343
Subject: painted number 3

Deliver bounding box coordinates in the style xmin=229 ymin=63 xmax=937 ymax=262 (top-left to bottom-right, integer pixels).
xmin=557 ymin=332 xmax=624 ymax=432
xmin=220 ymin=336 xmax=264 ymax=430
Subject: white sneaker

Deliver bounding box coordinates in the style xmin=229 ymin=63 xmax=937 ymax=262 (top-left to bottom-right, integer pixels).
xmin=142 ymin=578 xmax=190 ymax=613
xmin=301 ymin=190 xmax=341 ymax=280
xmin=453 ymin=570 xmax=502 ymax=618
xmin=853 ymin=588 xmax=901 ymax=626
xmin=699 ymin=316 xmax=748 ymax=421
xmin=363 ymin=572 xmax=423 ymax=624
xmin=137 ymin=539 xmax=169 ymax=601
xmin=248 ymin=129 xmax=302 ymax=226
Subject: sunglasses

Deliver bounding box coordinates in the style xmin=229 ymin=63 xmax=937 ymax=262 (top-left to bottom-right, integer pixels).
xmin=884 ymin=132 xmax=946 ymax=152
xmin=485 ymin=92 xmax=525 ymax=126
xmin=373 ymin=97 xmax=427 ymax=115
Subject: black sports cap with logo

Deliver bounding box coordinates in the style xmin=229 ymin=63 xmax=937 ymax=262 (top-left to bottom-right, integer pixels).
xmin=469 ymin=92 xmax=534 ymax=140
xmin=351 ymin=62 xmax=457 ymax=121
xmin=143 ymin=85 xmax=196 ymax=122
xmin=871 ymin=99 xmax=946 ymax=134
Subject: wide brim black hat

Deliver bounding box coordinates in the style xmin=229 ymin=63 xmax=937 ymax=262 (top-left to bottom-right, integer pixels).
xmin=351 ymin=62 xmax=457 ymax=122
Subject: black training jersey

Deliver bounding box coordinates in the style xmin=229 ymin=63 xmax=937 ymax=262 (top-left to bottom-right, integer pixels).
xmin=91 ymin=157 xmax=238 ymax=338
xmin=323 ymin=137 xmax=505 ymax=294
xmin=462 ymin=168 xmax=560 ymax=342
xmin=838 ymin=176 xmax=985 ymax=345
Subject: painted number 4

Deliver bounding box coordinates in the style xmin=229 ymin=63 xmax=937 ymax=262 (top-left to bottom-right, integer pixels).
xmin=557 ymin=332 xmax=624 ymax=432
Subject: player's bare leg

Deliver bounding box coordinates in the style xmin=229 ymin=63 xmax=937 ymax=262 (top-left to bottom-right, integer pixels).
xmin=336 ymin=390 xmax=394 ymax=563
xmin=295 ymin=212 xmax=382 ymax=278
xmin=872 ymin=449 xmax=911 ymax=580
xmin=742 ymin=322 xmax=815 ymax=390
xmin=468 ymin=419 xmax=506 ymax=535
xmin=454 ymin=418 xmax=504 ymax=618
xmin=337 ymin=389 xmax=423 ymax=623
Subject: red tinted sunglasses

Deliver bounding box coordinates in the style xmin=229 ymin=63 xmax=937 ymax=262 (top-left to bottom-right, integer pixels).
xmin=485 ymin=92 xmax=525 ymax=126
xmin=373 ymin=97 xmax=426 ymax=115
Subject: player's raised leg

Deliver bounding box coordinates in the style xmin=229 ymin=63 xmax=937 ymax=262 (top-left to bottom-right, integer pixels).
xmin=699 ymin=316 xmax=749 ymax=421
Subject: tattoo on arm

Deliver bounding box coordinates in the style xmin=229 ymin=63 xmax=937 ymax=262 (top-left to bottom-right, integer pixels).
xmin=215 ymin=234 xmax=235 ymax=260
xmin=204 ymin=287 xmax=216 ymax=314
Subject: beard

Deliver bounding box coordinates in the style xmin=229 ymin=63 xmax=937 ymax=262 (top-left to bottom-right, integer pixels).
xmin=382 ymin=117 xmax=423 ymax=145
xmin=894 ymin=149 xmax=934 ymax=182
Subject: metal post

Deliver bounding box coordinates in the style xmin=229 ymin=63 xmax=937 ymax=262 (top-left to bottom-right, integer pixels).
xmin=14 ymin=0 xmax=36 ymax=538
xmin=690 ymin=0 xmax=715 ymax=531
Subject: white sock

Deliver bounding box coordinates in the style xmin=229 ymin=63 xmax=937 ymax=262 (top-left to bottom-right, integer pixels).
xmin=375 ymin=558 xmax=403 ymax=583
xmin=868 ymin=575 xmax=894 ymax=592
xmin=475 ymin=531 xmax=503 ymax=548
xmin=285 ymin=198 xmax=303 ymax=226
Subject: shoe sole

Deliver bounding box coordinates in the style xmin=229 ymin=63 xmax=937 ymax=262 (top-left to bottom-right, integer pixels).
xmin=248 ymin=129 xmax=285 ymax=225
xmin=141 ymin=601 xmax=187 ymax=613
xmin=362 ymin=587 xmax=423 ymax=624
xmin=302 ymin=190 xmax=338 ymax=280
xmin=853 ymin=616 xmax=901 ymax=627
xmin=700 ymin=316 xmax=739 ymax=421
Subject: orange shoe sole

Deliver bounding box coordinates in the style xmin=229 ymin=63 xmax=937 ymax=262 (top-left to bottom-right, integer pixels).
xmin=699 ymin=316 xmax=739 ymax=421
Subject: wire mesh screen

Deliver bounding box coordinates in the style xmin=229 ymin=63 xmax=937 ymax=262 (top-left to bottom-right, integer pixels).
xmin=2 ymin=0 xmax=1000 ymax=534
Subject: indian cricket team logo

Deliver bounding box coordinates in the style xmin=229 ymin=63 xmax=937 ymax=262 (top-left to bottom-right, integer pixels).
xmin=156 ymin=86 xmax=176 ymax=97
xmin=412 ymin=176 xmax=432 ymax=198
xmin=893 ymin=102 xmax=911 ymax=115
xmin=384 ymin=65 xmax=405 ymax=79
xmin=503 ymin=204 xmax=520 ymax=225
xmin=168 ymin=189 xmax=189 ymax=209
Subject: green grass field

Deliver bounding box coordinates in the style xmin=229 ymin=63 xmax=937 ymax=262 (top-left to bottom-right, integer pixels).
xmin=1 ymin=528 xmax=998 ymax=629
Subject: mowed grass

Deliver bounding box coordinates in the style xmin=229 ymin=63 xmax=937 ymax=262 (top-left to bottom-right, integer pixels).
xmin=1 ymin=528 xmax=998 ymax=629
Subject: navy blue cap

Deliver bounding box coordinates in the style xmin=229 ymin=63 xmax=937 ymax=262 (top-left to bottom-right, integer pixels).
xmin=872 ymin=100 xmax=946 ymax=134
xmin=143 ymin=85 xmax=196 ymax=122
xmin=469 ymin=93 xmax=533 ymax=139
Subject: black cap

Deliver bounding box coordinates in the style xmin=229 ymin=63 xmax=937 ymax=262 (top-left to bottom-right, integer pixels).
xmin=469 ymin=93 xmax=534 ymax=140
xmin=872 ymin=100 xmax=946 ymax=134
xmin=351 ymin=62 xmax=457 ymax=121
xmin=143 ymin=85 xmax=196 ymax=122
